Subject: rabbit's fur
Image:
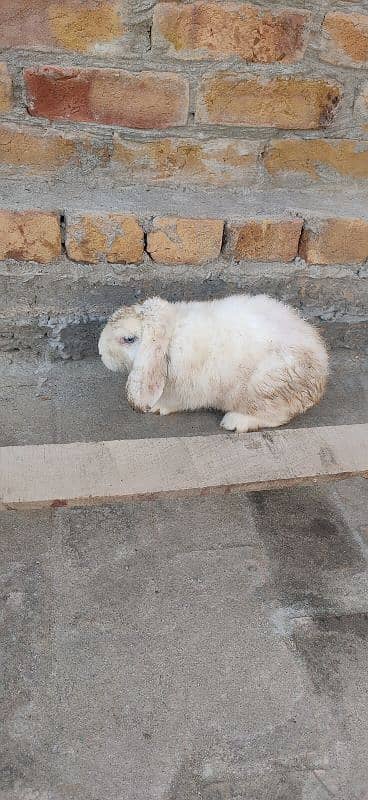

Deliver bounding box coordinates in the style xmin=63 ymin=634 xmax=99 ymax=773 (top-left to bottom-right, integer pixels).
xmin=98 ymin=294 xmax=328 ymax=432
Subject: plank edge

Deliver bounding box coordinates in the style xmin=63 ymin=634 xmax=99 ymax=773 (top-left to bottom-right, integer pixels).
xmin=2 ymin=469 xmax=368 ymax=512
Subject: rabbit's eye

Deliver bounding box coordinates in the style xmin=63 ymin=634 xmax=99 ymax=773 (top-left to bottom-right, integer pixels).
xmin=121 ymin=336 xmax=137 ymax=344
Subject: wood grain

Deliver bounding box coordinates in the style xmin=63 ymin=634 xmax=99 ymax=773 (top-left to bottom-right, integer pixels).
xmin=1 ymin=424 xmax=367 ymax=511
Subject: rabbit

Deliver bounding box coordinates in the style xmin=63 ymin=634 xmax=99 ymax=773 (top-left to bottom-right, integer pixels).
xmin=98 ymin=294 xmax=329 ymax=433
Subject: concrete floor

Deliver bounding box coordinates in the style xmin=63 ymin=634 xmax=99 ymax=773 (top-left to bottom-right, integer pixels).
xmin=1 ymin=350 xmax=368 ymax=800
xmin=0 ymin=348 xmax=367 ymax=446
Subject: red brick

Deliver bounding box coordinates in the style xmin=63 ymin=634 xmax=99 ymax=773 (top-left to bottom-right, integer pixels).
xmin=322 ymin=11 xmax=368 ymax=66
xmin=196 ymin=75 xmax=341 ymax=129
xmin=0 ymin=210 xmax=61 ymax=263
xmin=25 ymin=66 xmax=189 ymax=129
xmin=153 ymin=2 xmax=308 ymax=63
xmin=227 ymin=219 xmax=302 ymax=262
xmin=0 ymin=64 xmax=12 ymax=112
xmin=0 ymin=0 xmax=123 ymax=53
xmin=299 ymin=219 xmax=368 ymax=265
xmin=147 ymin=217 xmax=224 ymax=265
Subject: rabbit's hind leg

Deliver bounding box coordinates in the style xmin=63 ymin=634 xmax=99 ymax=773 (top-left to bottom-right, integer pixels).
xmin=220 ymin=412 xmax=260 ymax=433
xmin=220 ymin=409 xmax=290 ymax=433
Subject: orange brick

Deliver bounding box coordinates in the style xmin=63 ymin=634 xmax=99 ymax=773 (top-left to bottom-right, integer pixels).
xmin=0 ymin=0 xmax=123 ymax=53
xmin=147 ymin=217 xmax=224 ymax=265
xmin=65 ymin=214 xmax=144 ymax=264
xmin=0 ymin=64 xmax=12 ymax=112
xmin=264 ymin=139 xmax=368 ymax=180
xmin=153 ymin=2 xmax=308 ymax=63
xmin=112 ymin=136 xmax=260 ymax=186
xmin=0 ymin=210 xmax=61 ymax=263
xmin=300 ymin=219 xmax=368 ymax=265
xmin=322 ymin=11 xmax=368 ymax=66
xmin=25 ymin=66 xmax=189 ymax=129
xmin=228 ymin=219 xmax=302 ymax=262
xmin=0 ymin=124 xmax=109 ymax=174
xmin=196 ymin=75 xmax=341 ymax=129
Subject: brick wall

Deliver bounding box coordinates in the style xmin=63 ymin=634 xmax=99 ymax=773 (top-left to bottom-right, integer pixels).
xmin=0 ymin=0 xmax=367 ymax=354
xmin=2 ymin=210 xmax=368 ymax=268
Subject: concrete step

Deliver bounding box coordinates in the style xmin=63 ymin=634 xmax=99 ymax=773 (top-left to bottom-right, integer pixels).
xmin=1 ymin=348 xmax=367 ymax=448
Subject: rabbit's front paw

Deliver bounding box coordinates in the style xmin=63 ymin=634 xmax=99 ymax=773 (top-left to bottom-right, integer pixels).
xmin=150 ymin=402 xmax=178 ymax=416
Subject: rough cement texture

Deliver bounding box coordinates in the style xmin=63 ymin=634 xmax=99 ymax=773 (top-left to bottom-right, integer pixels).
xmin=0 ymin=348 xmax=367 ymax=446
xmin=1 ymin=351 xmax=368 ymax=799
xmin=1 ymin=0 xmax=368 ymax=786
xmin=1 ymin=256 xmax=367 ymax=358
xmin=1 ymin=479 xmax=368 ymax=800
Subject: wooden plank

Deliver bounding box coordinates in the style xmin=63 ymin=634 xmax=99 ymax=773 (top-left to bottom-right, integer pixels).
xmin=0 ymin=424 xmax=367 ymax=511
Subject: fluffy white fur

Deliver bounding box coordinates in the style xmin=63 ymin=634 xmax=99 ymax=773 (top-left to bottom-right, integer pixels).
xmin=98 ymin=294 xmax=329 ymax=432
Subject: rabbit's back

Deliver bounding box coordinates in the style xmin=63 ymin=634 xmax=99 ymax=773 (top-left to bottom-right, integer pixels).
xmin=166 ymin=294 xmax=328 ymax=412
xmin=169 ymin=293 xmax=325 ymax=372
xmin=213 ymin=294 xmax=321 ymax=352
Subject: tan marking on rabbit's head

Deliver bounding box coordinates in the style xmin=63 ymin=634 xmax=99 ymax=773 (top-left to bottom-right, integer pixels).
xmin=99 ymin=297 xmax=173 ymax=412
xmin=98 ymin=304 xmax=144 ymax=373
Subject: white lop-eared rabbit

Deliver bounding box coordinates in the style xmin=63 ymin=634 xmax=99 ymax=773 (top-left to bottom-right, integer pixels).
xmin=98 ymin=294 xmax=328 ymax=432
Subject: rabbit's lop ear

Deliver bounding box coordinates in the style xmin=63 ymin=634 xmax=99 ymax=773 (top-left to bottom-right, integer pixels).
xmin=126 ymin=299 xmax=171 ymax=412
